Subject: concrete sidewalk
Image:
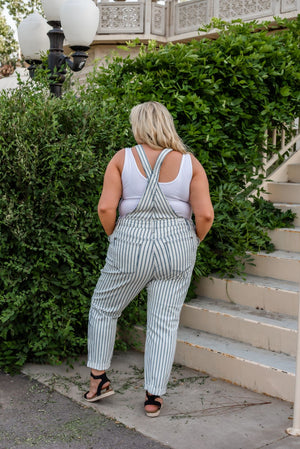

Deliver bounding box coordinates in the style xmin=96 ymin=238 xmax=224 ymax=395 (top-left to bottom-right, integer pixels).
xmin=0 ymin=371 xmax=170 ymax=449
xmin=19 ymin=350 xmax=299 ymax=449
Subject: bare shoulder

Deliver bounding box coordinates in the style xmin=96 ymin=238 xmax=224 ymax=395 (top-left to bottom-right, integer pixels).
xmin=189 ymin=153 xmax=207 ymax=177
xmin=108 ymin=148 xmax=126 ymax=173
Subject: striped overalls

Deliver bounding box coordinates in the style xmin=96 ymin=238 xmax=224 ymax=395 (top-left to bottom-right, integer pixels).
xmin=87 ymin=145 xmax=200 ymax=395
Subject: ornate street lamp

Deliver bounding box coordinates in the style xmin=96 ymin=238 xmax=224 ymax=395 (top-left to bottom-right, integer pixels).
xmin=18 ymin=0 xmax=99 ymax=97
xmin=17 ymin=13 xmax=51 ymax=79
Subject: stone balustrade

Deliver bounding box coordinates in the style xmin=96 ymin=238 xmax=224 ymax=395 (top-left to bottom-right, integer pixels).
xmin=93 ymin=0 xmax=300 ymax=43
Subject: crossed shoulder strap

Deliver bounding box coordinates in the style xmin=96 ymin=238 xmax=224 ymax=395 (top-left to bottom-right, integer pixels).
xmin=135 ymin=144 xmax=173 ymax=181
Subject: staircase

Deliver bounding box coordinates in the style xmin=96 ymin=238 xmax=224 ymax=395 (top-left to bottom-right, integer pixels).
xmin=177 ymin=162 xmax=300 ymax=402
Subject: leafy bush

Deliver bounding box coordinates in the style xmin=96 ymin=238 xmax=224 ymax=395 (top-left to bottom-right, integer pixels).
xmin=0 ymin=18 xmax=299 ymax=371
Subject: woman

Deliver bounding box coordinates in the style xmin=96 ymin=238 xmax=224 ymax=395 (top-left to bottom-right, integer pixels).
xmin=84 ymin=101 xmax=214 ymax=417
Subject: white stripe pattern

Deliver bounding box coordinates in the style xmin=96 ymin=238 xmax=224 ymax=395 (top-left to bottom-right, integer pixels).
xmin=87 ymin=145 xmax=199 ymax=395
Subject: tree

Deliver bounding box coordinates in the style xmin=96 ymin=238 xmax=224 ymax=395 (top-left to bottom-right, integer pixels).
xmin=0 ymin=10 xmax=18 ymax=66
xmin=0 ymin=0 xmax=42 ymax=25
xmin=0 ymin=1 xmax=42 ymax=69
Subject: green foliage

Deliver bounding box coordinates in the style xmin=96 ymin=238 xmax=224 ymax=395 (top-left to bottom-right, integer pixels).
xmin=0 ymin=1 xmax=42 ymax=25
xmin=0 ymin=18 xmax=299 ymax=372
xmin=0 ymin=82 xmax=113 ymax=372
xmin=0 ymin=11 xmax=18 ymax=65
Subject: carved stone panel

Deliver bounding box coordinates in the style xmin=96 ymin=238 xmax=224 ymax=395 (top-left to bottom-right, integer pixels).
xmin=97 ymin=3 xmax=144 ymax=34
xmin=281 ymin=0 xmax=297 ymax=12
xmin=175 ymin=0 xmax=209 ymax=34
xmin=151 ymin=4 xmax=166 ymax=36
xmin=218 ymin=0 xmax=273 ymax=20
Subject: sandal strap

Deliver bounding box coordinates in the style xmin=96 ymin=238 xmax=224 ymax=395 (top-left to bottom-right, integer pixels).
xmin=144 ymin=391 xmax=162 ymax=408
xmin=90 ymin=371 xmax=109 ymax=381
xmin=90 ymin=372 xmax=110 ymax=396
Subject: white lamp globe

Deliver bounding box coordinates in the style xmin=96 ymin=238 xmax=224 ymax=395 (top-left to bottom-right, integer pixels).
xmin=60 ymin=0 xmax=99 ymax=48
xmin=41 ymin=0 xmax=67 ymax=22
xmin=18 ymin=13 xmax=51 ymax=60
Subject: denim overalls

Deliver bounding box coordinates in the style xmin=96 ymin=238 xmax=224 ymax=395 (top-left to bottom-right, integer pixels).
xmin=87 ymin=145 xmax=199 ymax=395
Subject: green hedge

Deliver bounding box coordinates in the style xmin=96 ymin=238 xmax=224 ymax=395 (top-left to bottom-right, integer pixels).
xmin=0 ymin=18 xmax=299 ymax=371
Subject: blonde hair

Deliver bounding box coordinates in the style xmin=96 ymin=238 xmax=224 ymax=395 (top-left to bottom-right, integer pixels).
xmin=129 ymin=101 xmax=187 ymax=154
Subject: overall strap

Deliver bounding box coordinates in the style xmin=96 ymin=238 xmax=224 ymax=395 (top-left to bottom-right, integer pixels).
xmin=127 ymin=145 xmax=177 ymax=219
xmin=135 ymin=144 xmax=153 ymax=179
xmin=135 ymin=144 xmax=173 ymax=182
xmin=152 ymin=148 xmax=173 ymax=182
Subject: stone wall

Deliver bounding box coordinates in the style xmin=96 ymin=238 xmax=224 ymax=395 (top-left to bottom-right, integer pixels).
xmin=70 ymin=0 xmax=299 ymax=81
xmin=94 ymin=0 xmax=299 ymax=42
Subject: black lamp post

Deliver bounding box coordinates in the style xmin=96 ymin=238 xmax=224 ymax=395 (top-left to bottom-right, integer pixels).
xmin=18 ymin=0 xmax=99 ymax=98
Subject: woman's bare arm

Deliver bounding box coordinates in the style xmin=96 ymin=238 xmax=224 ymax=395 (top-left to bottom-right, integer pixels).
xmin=97 ymin=150 xmax=124 ymax=235
xmin=189 ymin=154 xmax=214 ymax=242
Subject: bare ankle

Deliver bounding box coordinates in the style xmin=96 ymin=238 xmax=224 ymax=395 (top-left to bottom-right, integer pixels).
xmin=91 ymin=369 xmax=105 ymax=376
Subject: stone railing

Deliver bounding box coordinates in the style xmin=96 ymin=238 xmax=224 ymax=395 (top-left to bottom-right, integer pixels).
xmin=245 ymin=120 xmax=300 ymax=192
xmin=93 ymin=0 xmax=300 ymax=43
xmin=261 ymin=120 xmax=300 ymax=178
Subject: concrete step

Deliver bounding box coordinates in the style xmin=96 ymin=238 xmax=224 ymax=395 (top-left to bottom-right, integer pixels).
xmin=288 ymin=164 xmax=300 ymax=183
xmin=196 ymin=274 xmax=299 ymax=316
xmin=268 ymin=227 xmax=300 ymax=252
xmin=266 ymin=182 xmax=300 ymax=203
xmin=245 ymin=250 xmax=300 ymax=283
xmin=273 ymin=202 xmax=300 ymax=226
xmin=128 ymin=325 xmax=296 ymax=402
xmin=175 ymin=327 xmax=295 ymax=402
xmin=180 ymin=297 xmax=297 ymax=356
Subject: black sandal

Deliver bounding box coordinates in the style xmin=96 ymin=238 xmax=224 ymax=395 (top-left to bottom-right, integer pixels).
xmin=84 ymin=372 xmax=114 ymax=402
xmin=144 ymin=391 xmax=163 ymax=417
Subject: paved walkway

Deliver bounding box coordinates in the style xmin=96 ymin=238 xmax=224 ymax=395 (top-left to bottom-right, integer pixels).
xmin=0 ymin=371 xmax=169 ymax=449
xmin=1 ymin=350 xmax=300 ymax=449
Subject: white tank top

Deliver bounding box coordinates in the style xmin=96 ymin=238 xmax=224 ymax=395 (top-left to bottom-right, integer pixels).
xmin=119 ymin=148 xmax=193 ymax=219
